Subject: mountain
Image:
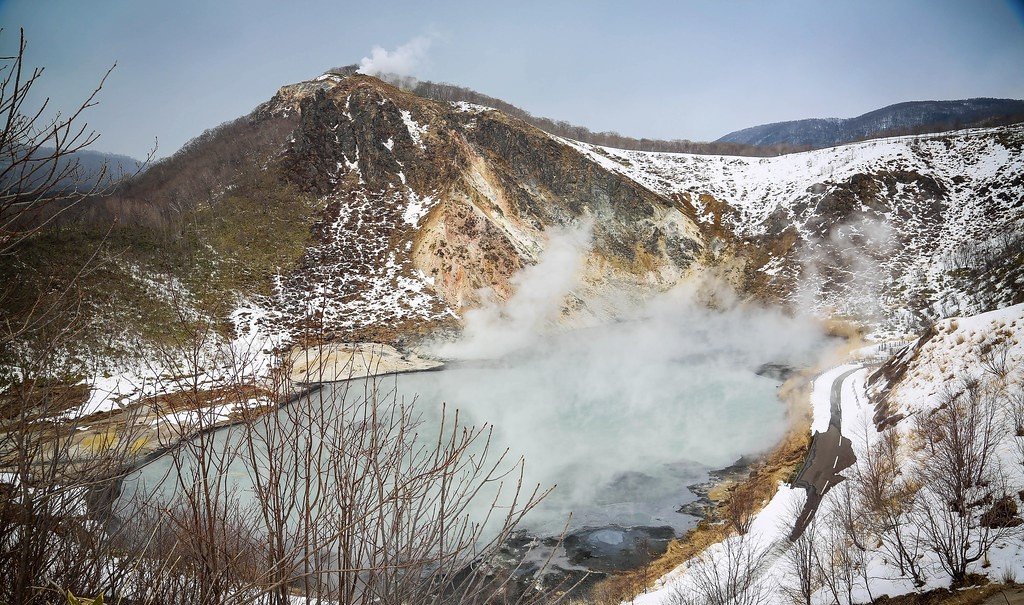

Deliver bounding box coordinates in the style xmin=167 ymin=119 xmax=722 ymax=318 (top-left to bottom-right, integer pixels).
xmin=569 ymin=124 xmax=1024 ymax=329
xmin=329 ymin=65 xmax=805 ymax=157
xmin=9 ymin=148 xmax=143 ymax=192
xmin=716 ymin=98 xmax=1024 ymax=148
xmin=6 ymin=69 xmax=1024 ymax=605
xmin=13 ymin=72 xmax=1021 ymax=370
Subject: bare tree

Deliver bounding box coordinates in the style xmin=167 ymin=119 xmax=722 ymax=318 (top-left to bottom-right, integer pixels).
xmin=668 ymin=535 xmax=772 ymax=605
xmin=854 ymin=427 xmax=925 ymax=586
xmin=0 ymin=330 xmax=151 ymax=603
xmin=98 ymin=291 xmax=559 ymax=605
xmin=781 ymin=503 xmax=820 ymax=605
xmin=0 ymin=28 xmax=158 ymax=603
xmin=815 ymin=502 xmax=858 ymax=605
xmin=723 ymin=483 xmax=759 ymax=536
xmin=0 ymin=27 xmax=119 ymax=256
xmin=914 ymin=379 xmax=1013 ymax=585
xmin=1006 ymin=384 xmax=1024 ymax=469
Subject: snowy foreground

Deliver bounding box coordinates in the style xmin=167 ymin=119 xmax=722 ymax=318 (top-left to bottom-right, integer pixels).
xmin=633 ymin=303 xmax=1024 ymax=605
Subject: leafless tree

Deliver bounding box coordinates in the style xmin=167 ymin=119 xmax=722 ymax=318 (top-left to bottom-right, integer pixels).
xmin=96 ymin=291 xmax=561 ymax=605
xmin=1005 ymin=384 xmax=1024 ymax=469
xmin=781 ymin=503 xmax=820 ymax=605
xmin=815 ymin=502 xmax=858 ymax=605
xmin=913 ymin=379 xmax=1014 ymax=584
xmin=0 ymin=27 xmax=159 ymax=602
xmin=853 ymin=427 xmax=925 ymax=586
xmin=0 ymin=27 xmax=151 ymax=257
xmin=723 ymin=484 xmax=759 ymax=536
xmin=667 ymin=535 xmax=772 ymax=605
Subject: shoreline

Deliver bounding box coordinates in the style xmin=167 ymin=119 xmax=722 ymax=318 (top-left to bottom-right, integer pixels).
xmin=85 ymin=382 xmax=324 ymax=525
xmin=587 ymin=362 xmax=819 ymax=603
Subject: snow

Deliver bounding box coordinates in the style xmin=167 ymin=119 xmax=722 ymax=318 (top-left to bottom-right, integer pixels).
xmin=273 ymin=185 xmax=451 ymax=334
xmin=871 ymin=302 xmax=1024 ymax=421
xmin=402 ymin=191 xmax=435 ymax=226
xmin=452 ymin=101 xmax=493 ymax=114
xmin=635 ymin=302 xmax=1024 ymax=604
xmin=556 ymin=125 xmax=1024 ymax=328
xmin=634 ymin=485 xmax=808 ymax=605
xmin=76 ymin=294 xmax=286 ymax=423
xmin=400 ymin=109 xmax=428 ymax=149
xmin=810 ymin=364 xmax=861 ymax=433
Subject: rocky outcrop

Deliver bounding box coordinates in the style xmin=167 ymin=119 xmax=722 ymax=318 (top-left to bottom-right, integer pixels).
xmin=259 ymin=74 xmax=713 ymax=342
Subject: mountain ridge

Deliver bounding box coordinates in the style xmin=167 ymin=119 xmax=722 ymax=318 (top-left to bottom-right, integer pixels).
xmin=7 ymin=70 xmax=1023 ymax=372
xmin=716 ymin=97 xmax=1024 ymax=148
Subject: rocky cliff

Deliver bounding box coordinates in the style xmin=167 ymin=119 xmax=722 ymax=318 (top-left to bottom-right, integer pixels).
xmin=248 ymin=74 xmax=715 ymax=343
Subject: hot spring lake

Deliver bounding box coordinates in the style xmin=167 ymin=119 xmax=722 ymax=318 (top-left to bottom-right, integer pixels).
xmin=120 ymin=350 xmax=791 ymax=538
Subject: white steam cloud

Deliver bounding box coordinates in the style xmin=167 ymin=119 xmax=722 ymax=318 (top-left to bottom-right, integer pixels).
xmin=412 ymin=222 xmax=835 ymax=532
xmin=795 ymin=213 xmax=896 ymax=324
xmin=436 ymin=220 xmax=593 ymax=360
xmin=357 ymin=36 xmax=433 ymax=78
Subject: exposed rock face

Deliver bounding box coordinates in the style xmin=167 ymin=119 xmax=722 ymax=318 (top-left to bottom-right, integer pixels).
xmin=164 ymin=72 xmax=1022 ymax=342
xmin=259 ymin=74 xmax=710 ymax=341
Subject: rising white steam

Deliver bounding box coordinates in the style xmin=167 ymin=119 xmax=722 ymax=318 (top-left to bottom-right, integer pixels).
xmin=435 ymin=220 xmax=594 ymax=360
xmin=795 ymin=213 xmax=896 ymax=322
xmin=357 ymin=36 xmax=433 ymax=78
xmin=418 ymin=221 xmax=834 ymax=532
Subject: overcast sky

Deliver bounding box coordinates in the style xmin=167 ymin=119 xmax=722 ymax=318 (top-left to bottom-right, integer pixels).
xmin=3 ymin=0 xmax=1023 ymax=159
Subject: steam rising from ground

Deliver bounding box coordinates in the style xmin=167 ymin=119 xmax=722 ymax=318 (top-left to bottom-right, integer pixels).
xmin=413 ymin=223 xmax=833 ymax=531
xmin=128 ymin=225 xmax=835 ymax=537
xmin=436 ymin=221 xmax=592 ymax=359
xmin=796 ymin=213 xmax=897 ymax=323
xmin=358 ymin=36 xmax=433 ymax=78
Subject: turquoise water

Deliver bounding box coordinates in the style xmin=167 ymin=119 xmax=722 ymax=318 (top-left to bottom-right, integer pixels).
xmin=123 ymin=351 xmax=785 ymax=536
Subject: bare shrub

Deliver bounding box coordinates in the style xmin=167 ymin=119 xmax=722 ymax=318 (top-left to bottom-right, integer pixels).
xmin=102 ymin=298 xmax=555 ymax=605
xmin=723 ymin=483 xmax=759 ymax=535
xmin=1006 ymin=384 xmax=1024 ymax=468
xmin=781 ymin=503 xmax=820 ymax=605
xmin=980 ymin=340 xmax=1013 ymax=383
xmin=853 ymin=427 xmax=925 ymax=585
xmin=667 ymin=535 xmax=771 ymax=605
xmin=914 ymin=379 xmax=1016 ymax=584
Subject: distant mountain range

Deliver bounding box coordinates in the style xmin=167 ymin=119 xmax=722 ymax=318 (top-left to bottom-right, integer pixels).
xmin=716 ymin=98 xmax=1024 ymax=148
xmin=54 ymin=148 xmax=142 ymax=191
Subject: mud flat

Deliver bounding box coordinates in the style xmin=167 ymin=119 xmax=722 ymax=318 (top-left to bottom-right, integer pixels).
xmin=286 ymin=342 xmax=443 ymax=383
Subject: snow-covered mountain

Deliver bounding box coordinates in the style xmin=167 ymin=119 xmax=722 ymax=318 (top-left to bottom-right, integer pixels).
xmin=565 ymin=126 xmax=1024 ymax=331
xmin=7 ymin=69 xmax=1024 ymax=605
xmin=717 ymin=98 xmax=1024 ymax=148
xmin=217 ymin=76 xmax=1024 ymax=340
xmin=38 ymin=72 xmax=1021 ymax=359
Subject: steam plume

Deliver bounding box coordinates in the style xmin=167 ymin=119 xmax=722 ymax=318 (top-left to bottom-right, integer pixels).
xmin=357 ymin=36 xmax=433 ymax=79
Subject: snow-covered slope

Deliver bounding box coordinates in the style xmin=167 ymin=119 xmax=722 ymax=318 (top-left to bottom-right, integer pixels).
xmin=563 ymin=126 xmax=1024 ymax=330
xmin=637 ymin=303 xmax=1024 ymax=604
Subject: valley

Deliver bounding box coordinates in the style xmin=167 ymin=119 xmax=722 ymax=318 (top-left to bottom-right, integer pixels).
xmin=2 ymin=61 xmax=1023 ymax=605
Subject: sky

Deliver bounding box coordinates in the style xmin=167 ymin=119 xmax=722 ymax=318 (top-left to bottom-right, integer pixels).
xmin=2 ymin=0 xmax=1023 ymax=159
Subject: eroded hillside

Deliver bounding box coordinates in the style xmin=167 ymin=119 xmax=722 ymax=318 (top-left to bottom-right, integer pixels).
xmin=251 ymin=74 xmax=714 ymax=343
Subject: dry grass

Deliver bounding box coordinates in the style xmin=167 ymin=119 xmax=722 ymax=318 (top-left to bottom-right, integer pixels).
xmin=0 ymin=381 xmax=91 ymax=423
xmin=873 ymin=581 xmax=1011 ymax=605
